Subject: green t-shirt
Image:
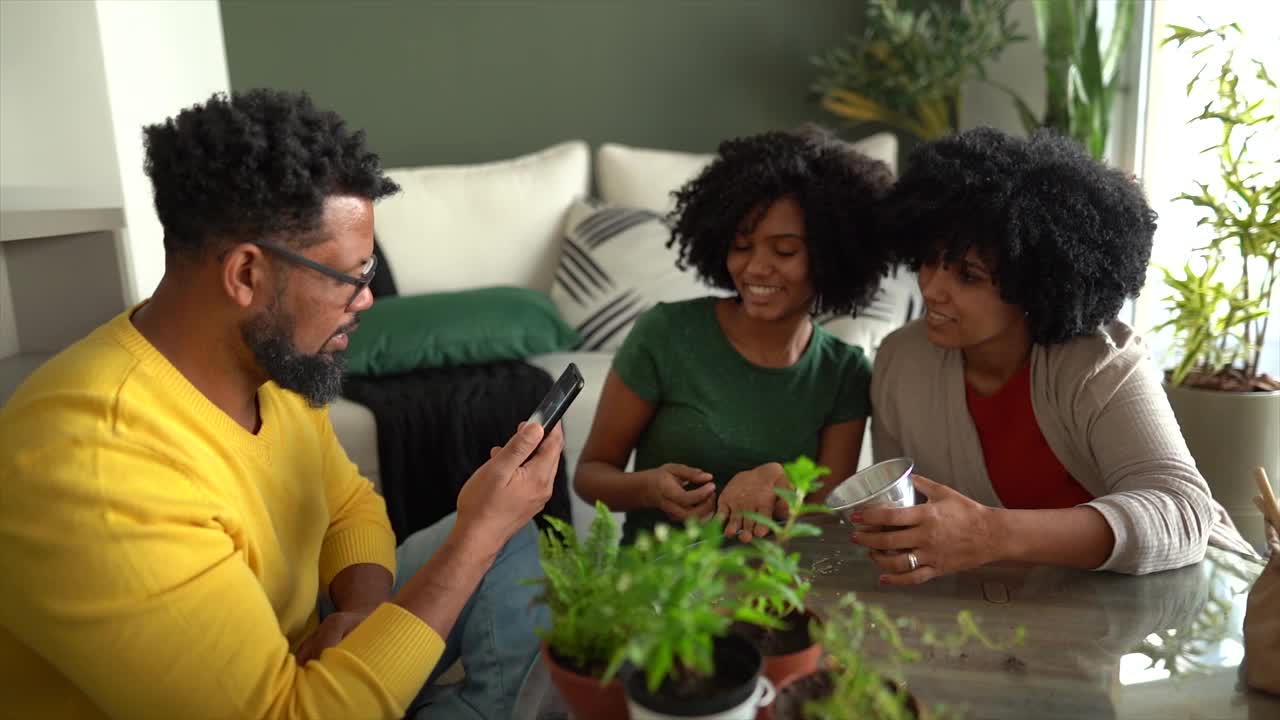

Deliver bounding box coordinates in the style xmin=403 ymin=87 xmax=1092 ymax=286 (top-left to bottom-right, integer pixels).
xmin=613 ymin=297 xmax=872 ymax=542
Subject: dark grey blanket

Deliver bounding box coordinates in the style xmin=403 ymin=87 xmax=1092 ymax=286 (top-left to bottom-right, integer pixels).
xmin=342 ymin=361 xmax=573 ymax=543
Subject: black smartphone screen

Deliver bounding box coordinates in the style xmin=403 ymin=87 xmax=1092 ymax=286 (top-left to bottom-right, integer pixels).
xmin=527 ymin=363 xmax=584 ymax=451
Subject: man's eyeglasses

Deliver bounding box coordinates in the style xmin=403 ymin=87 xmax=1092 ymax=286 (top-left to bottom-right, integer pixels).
xmin=253 ymin=240 xmax=377 ymax=309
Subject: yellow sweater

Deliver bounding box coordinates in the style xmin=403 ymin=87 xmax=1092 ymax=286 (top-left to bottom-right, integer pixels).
xmin=0 ymin=309 xmax=444 ymax=719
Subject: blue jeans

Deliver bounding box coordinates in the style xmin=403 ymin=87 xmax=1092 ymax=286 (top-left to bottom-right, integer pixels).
xmin=325 ymin=514 xmax=547 ymax=719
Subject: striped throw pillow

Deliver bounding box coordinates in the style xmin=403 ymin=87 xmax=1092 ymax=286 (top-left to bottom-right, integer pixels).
xmin=550 ymin=200 xmax=924 ymax=355
xmin=550 ymin=200 xmax=722 ymax=351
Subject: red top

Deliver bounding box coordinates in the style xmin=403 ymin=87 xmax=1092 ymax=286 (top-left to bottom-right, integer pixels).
xmin=965 ymin=362 xmax=1094 ymax=510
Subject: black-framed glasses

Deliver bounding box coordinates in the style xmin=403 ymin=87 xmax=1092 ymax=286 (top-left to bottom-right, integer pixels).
xmin=253 ymin=240 xmax=377 ymax=309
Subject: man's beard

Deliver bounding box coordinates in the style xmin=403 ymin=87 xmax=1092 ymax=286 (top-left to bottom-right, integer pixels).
xmin=240 ymin=294 xmax=349 ymax=409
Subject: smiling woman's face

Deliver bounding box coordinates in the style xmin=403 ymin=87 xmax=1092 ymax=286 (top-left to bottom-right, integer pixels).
xmin=725 ymin=195 xmax=815 ymax=322
xmin=917 ymin=248 xmax=1026 ymax=350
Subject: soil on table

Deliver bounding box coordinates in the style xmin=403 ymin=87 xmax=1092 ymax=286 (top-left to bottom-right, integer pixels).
xmin=732 ymin=610 xmax=813 ymax=656
xmin=1175 ymin=369 xmax=1280 ymax=392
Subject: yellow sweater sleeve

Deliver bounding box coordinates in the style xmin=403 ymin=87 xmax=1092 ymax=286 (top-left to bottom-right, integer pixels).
xmin=317 ymin=409 xmax=398 ymax=588
xmin=0 ymin=439 xmax=443 ymax=720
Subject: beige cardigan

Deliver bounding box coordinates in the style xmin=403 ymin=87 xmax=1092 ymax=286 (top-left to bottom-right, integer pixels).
xmin=871 ymin=319 xmax=1254 ymax=575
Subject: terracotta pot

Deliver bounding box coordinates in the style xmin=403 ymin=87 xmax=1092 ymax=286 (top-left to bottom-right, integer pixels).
xmin=542 ymin=642 xmax=628 ymax=720
xmin=758 ymin=610 xmax=823 ymax=690
xmin=765 ymin=670 xmax=928 ymax=720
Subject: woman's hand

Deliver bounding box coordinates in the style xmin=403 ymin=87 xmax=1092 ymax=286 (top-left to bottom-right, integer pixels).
xmin=849 ymin=474 xmax=1000 ymax=585
xmin=645 ymin=463 xmax=717 ymax=521
xmin=716 ymin=462 xmax=787 ymax=542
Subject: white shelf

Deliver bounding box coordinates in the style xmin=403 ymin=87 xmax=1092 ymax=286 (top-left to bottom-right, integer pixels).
xmin=0 ymin=208 xmax=124 ymax=243
xmin=0 ymin=352 xmax=52 ymax=406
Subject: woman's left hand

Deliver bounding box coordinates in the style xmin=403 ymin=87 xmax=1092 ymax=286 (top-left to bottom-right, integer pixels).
xmin=850 ymin=475 xmax=1001 ymax=586
xmin=716 ymin=462 xmax=787 ymax=542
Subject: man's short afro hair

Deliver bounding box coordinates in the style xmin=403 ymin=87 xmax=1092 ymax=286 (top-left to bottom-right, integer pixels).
xmin=883 ymin=127 xmax=1157 ymax=345
xmin=143 ymin=89 xmax=399 ymax=258
xmin=667 ymin=126 xmax=895 ymax=316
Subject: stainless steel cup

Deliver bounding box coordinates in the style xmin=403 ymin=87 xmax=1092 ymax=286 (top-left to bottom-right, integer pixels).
xmin=823 ymin=457 xmax=916 ymax=524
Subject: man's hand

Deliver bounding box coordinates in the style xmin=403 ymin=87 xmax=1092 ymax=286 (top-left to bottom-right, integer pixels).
xmin=456 ymin=422 xmax=564 ymax=552
xmin=850 ymin=474 xmax=998 ymax=586
xmin=645 ymin=463 xmax=716 ymax=522
xmin=295 ymin=610 xmax=370 ymax=665
xmin=716 ymin=462 xmax=787 ymax=543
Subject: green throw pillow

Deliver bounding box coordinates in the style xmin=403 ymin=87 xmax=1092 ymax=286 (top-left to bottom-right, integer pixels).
xmin=345 ymin=287 xmax=581 ymax=376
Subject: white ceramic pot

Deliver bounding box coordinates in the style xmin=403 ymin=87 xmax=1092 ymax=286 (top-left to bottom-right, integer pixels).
xmin=1165 ymin=383 xmax=1280 ymax=550
xmin=623 ymin=634 xmax=776 ymax=720
xmin=625 ymin=676 xmax=775 ymax=720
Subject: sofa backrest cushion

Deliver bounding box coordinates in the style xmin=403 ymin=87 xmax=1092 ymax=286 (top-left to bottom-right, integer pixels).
xmin=374 ymin=141 xmax=591 ymax=296
xmin=595 ymin=132 xmax=899 ymax=214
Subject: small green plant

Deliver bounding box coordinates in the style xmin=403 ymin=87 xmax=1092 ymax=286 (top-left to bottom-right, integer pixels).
xmin=530 ymin=501 xmax=631 ymax=678
xmin=812 ymin=0 xmax=1022 ymax=140
xmin=1153 ymin=21 xmax=1279 ymax=390
xmin=801 ymin=595 xmax=1026 ymax=720
xmin=737 ymin=457 xmax=833 ymax=625
xmin=607 ymin=517 xmax=766 ymax=693
xmin=997 ymin=0 xmax=1137 ymax=160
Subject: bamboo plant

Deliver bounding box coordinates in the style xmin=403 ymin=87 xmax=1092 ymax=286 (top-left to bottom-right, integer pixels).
xmin=997 ymin=0 xmax=1137 ymax=160
xmin=1153 ymin=22 xmax=1279 ymax=391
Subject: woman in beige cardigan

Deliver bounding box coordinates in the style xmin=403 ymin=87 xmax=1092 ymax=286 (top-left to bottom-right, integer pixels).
xmin=856 ymin=128 xmax=1253 ymax=583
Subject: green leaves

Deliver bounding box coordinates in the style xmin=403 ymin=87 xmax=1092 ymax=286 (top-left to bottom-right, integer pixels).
xmin=812 ymin=0 xmax=1023 ymax=140
xmin=1155 ymin=22 xmax=1279 ymax=384
xmin=531 ymin=502 xmax=633 ymax=677
xmin=1007 ymin=0 xmax=1136 ymax=160
xmin=801 ymin=595 xmax=1025 ymax=720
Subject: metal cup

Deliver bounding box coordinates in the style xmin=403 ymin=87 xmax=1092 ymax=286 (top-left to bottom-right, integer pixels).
xmin=824 ymin=457 xmax=916 ymax=525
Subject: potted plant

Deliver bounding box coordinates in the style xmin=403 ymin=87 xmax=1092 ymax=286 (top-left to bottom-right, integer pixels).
xmin=733 ymin=456 xmax=835 ymax=687
xmin=529 ymin=501 xmax=632 ymax=719
xmin=811 ymin=0 xmax=1023 ymax=141
xmin=1153 ymin=21 xmax=1279 ymax=549
xmin=614 ymin=518 xmax=779 ymax=720
xmin=770 ymin=594 xmax=1025 ymax=720
xmin=994 ymin=0 xmax=1137 ymax=160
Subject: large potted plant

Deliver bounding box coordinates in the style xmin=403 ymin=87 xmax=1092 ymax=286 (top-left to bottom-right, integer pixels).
xmin=811 ymin=0 xmax=1022 ymax=141
xmin=1153 ymin=21 xmax=1280 ymax=549
xmin=733 ymin=456 xmax=834 ymax=688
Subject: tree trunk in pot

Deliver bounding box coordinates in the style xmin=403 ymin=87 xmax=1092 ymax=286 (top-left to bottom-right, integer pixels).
xmin=1165 ymin=384 xmax=1280 ymax=550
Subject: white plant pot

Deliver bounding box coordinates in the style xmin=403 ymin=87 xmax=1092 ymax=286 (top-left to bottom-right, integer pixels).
xmin=623 ymin=634 xmax=776 ymax=720
xmin=625 ymin=676 xmax=774 ymax=720
xmin=1165 ymin=383 xmax=1280 ymax=550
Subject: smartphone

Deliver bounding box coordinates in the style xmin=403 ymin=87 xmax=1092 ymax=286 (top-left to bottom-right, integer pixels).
xmin=527 ymin=362 xmax=584 ymax=452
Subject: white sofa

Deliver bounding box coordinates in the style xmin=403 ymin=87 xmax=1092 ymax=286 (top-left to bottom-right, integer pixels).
xmin=331 ymin=135 xmax=913 ymax=536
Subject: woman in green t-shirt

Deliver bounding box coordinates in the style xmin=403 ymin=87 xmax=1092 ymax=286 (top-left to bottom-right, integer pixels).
xmin=575 ymin=128 xmax=894 ymax=544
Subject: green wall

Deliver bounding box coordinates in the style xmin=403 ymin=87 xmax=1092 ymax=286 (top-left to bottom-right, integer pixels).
xmin=220 ymin=0 xmax=869 ymax=168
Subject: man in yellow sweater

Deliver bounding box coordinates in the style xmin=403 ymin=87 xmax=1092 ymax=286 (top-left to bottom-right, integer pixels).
xmin=0 ymin=90 xmax=562 ymax=719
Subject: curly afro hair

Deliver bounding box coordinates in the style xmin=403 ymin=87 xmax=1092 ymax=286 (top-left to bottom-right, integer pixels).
xmin=143 ymin=89 xmax=399 ymax=259
xmin=667 ymin=126 xmax=895 ymax=316
xmin=883 ymin=127 xmax=1157 ymax=345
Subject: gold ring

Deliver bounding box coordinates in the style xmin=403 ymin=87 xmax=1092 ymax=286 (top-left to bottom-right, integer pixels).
xmin=907 ymin=551 xmax=920 ymax=571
